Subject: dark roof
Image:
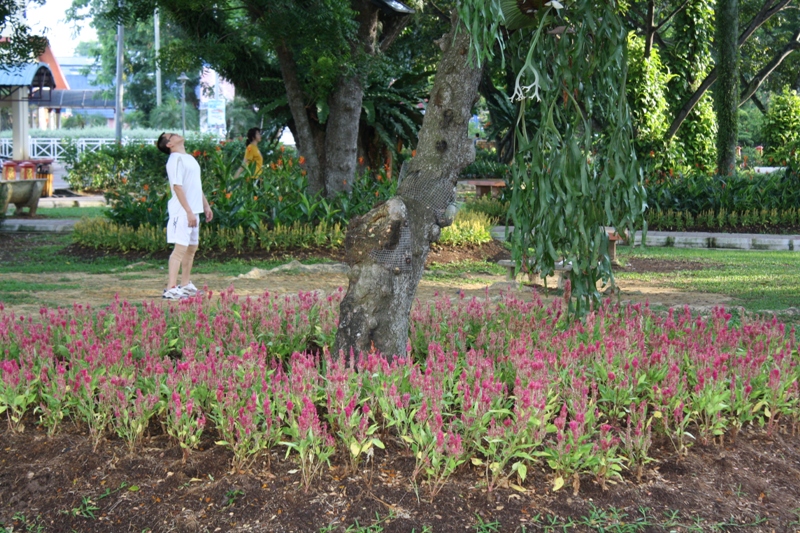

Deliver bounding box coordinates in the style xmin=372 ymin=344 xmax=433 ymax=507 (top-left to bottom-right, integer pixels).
xmin=0 ymin=62 xmax=56 ymax=88
xmin=46 ymin=89 xmax=116 ymax=109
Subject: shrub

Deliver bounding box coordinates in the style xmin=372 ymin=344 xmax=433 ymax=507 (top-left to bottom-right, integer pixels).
xmin=646 ymin=168 xmax=800 ymax=215
xmin=763 ymin=86 xmax=800 ymax=161
xmin=439 ymin=210 xmax=495 ymax=246
xmin=73 ymin=217 xmax=345 ymax=253
xmin=645 ymin=207 xmax=800 ymax=233
xmin=462 ymin=196 xmax=509 ymax=221
xmin=460 ymin=146 xmax=511 ymax=180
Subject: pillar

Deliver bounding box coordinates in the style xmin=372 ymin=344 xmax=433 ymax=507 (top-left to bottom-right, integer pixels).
xmin=11 ymin=86 xmax=29 ymax=160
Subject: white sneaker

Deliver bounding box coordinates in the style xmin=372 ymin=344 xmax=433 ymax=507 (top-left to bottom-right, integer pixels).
xmin=179 ymin=282 xmax=199 ymax=296
xmin=162 ymin=286 xmax=186 ymax=300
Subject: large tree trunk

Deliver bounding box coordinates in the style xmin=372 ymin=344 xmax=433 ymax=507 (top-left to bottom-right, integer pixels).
xmin=324 ymin=75 xmax=364 ymax=196
xmin=276 ymin=42 xmax=326 ymax=196
xmin=715 ymin=0 xmax=739 ymax=176
xmin=334 ymin=16 xmax=482 ymax=359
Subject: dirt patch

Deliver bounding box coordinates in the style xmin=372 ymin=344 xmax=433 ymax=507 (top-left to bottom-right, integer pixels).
xmin=1 ymin=422 xmax=799 ymax=532
xmin=622 ymin=257 xmax=714 ymax=273
xmin=0 ymin=237 xmax=732 ymax=317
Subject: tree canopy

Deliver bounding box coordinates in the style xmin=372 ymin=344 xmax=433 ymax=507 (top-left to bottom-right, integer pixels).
xmin=0 ymin=0 xmax=48 ymax=68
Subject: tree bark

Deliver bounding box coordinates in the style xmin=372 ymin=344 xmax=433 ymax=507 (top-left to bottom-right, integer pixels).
xmin=334 ymin=16 xmax=482 ymax=359
xmin=324 ymin=2 xmax=378 ymax=196
xmin=275 ymin=42 xmax=326 ymax=196
xmin=665 ymin=0 xmax=791 ymax=139
xmin=325 ymin=75 xmax=365 ymax=196
xmin=715 ymin=0 xmax=739 ymax=176
xmin=644 ymin=0 xmax=656 ymax=59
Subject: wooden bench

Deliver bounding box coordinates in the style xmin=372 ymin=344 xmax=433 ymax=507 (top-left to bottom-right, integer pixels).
xmin=498 ymin=228 xmax=629 ymax=285
xmin=1 ymin=179 xmax=46 ymax=217
xmin=604 ymin=227 xmax=627 ymax=265
xmin=465 ymin=179 xmax=506 ymax=198
xmin=498 ymin=259 xmax=572 ymax=288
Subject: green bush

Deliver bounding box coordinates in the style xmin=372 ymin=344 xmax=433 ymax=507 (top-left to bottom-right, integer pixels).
xmin=763 ymin=86 xmax=800 ymax=162
xmin=73 ymin=217 xmax=345 ymax=253
xmin=462 ymin=196 xmax=509 ymax=221
xmin=646 ymin=207 xmax=799 ymax=232
xmin=460 ymin=146 xmax=510 ymax=180
xmin=627 ymin=33 xmax=681 ymax=175
xmin=646 ymin=168 xmax=800 ymax=215
xmin=439 ymin=210 xmax=495 ymax=246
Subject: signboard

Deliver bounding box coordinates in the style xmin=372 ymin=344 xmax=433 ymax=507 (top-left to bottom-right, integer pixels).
xmin=200 ymin=99 xmax=226 ymax=137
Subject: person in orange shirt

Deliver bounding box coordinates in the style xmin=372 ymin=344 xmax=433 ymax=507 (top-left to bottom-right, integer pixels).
xmin=234 ymin=127 xmax=263 ymax=179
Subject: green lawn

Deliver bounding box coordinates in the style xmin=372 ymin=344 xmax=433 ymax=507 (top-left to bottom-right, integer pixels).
xmin=3 ymin=234 xmax=798 ymax=317
xmin=0 ymin=234 xmax=302 ymax=277
xmin=617 ymin=246 xmax=800 ymax=313
xmin=4 ymin=206 xmax=109 ymax=219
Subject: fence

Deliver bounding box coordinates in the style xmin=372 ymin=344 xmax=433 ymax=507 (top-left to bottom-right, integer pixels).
xmin=0 ymin=138 xmax=157 ymax=161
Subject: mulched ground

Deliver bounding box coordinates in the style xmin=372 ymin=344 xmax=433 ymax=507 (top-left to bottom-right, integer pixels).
xmin=1 ymin=420 xmax=799 ymax=532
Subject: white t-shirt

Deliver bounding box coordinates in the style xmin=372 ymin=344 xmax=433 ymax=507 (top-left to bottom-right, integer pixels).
xmin=166 ymin=152 xmax=204 ymax=215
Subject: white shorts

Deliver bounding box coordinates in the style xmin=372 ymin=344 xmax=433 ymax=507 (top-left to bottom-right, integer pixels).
xmin=166 ymin=211 xmax=200 ymax=246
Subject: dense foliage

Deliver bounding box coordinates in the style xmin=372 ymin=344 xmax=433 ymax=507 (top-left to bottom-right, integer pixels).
xmin=0 ymin=0 xmax=48 ymax=67
xmin=647 ymin=169 xmax=800 ymax=215
xmin=762 ymin=87 xmax=800 ymax=161
xmin=461 ymin=0 xmax=647 ymax=313
xmin=69 ymin=139 xmax=393 ymax=226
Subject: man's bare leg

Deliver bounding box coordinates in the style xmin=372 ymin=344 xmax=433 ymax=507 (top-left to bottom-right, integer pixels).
xmin=180 ymin=244 xmax=198 ymax=287
xmin=168 ymin=244 xmax=187 ymax=288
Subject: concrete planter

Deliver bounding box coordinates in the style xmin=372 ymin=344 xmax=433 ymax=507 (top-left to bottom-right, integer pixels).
xmin=1 ymin=178 xmax=46 ymax=217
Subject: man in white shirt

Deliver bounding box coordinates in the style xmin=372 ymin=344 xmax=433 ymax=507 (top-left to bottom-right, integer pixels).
xmin=156 ymin=132 xmax=213 ymax=299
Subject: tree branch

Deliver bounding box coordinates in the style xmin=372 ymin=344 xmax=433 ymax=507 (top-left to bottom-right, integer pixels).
xmin=666 ymin=0 xmax=792 ymax=139
xmin=654 ymin=0 xmax=691 ymax=32
xmin=739 ymin=28 xmax=800 ymax=104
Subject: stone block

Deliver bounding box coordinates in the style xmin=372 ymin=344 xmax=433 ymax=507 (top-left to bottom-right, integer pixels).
xmin=712 ymin=237 xmax=751 ymax=250
xmin=673 ymin=236 xmax=711 ymax=248
xmin=751 ymin=238 xmax=790 ymax=251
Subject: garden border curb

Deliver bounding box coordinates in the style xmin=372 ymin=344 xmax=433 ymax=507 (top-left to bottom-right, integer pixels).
xmin=491 ymin=226 xmax=800 ymax=252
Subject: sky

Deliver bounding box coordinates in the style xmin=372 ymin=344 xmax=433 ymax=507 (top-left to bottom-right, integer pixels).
xmin=27 ymin=0 xmax=97 ymax=57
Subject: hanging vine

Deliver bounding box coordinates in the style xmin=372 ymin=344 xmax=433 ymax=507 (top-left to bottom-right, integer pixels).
xmin=459 ymin=0 xmax=647 ymax=315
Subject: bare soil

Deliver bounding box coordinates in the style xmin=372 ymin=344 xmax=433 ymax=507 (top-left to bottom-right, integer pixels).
xmin=1 ymin=419 xmax=799 ymax=532
xmin=6 ymin=238 xmax=794 ymax=533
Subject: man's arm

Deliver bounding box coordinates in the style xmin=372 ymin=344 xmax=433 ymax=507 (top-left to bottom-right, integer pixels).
xmin=172 ymin=184 xmax=198 ymax=227
xmin=203 ymin=194 xmax=213 ymax=222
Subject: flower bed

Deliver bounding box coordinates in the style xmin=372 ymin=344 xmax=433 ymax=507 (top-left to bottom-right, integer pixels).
xmin=1 ymin=291 xmax=797 ymax=497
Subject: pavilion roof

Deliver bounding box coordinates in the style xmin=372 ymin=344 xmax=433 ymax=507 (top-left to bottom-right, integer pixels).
xmin=0 ymin=62 xmax=56 ymax=89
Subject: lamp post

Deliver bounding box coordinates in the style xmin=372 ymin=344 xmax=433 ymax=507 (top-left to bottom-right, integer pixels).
xmin=178 ymin=72 xmax=189 ymax=137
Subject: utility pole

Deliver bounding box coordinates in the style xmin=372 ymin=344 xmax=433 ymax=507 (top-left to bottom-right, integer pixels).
xmin=178 ymin=73 xmax=189 ymax=137
xmin=114 ymin=0 xmax=124 ymax=143
xmin=154 ymin=8 xmax=162 ymax=106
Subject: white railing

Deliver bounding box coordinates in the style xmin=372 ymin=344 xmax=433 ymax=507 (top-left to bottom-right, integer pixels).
xmin=0 ymin=139 xmax=11 ymax=159
xmin=0 ymin=138 xmax=157 ymax=161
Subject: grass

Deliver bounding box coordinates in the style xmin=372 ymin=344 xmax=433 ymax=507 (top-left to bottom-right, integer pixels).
xmin=0 ymin=234 xmax=131 ymax=275
xmin=0 ymin=279 xmax=80 ymax=305
xmin=0 ymin=234 xmax=312 ymax=277
xmin=2 ymin=233 xmax=798 ymax=319
xmin=425 ymin=260 xmax=506 ymax=280
xmin=4 ymin=206 xmax=108 ymax=219
xmin=617 ymin=246 xmax=800 ymax=313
